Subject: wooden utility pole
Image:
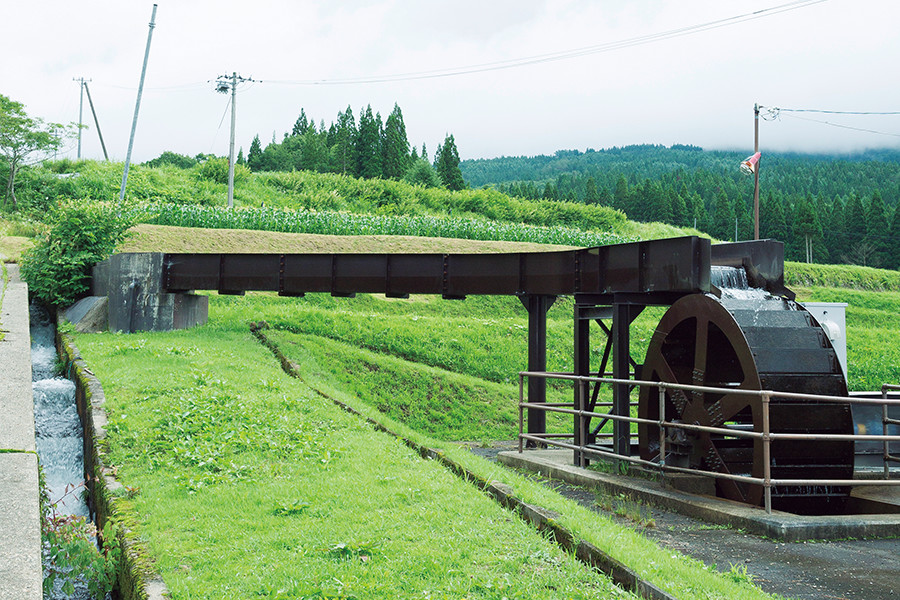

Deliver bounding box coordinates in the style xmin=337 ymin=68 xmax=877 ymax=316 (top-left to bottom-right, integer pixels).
xmin=754 ymin=103 xmax=760 ymax=240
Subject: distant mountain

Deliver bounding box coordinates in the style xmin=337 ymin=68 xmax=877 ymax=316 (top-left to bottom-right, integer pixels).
xmin=460 ymin=144 xmax=900 ymax=203
xmin=459 ymin=144 xmax=900 ymax=268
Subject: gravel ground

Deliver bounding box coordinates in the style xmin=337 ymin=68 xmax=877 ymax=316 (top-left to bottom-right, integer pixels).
xmin=468 ymin=443 xmax=900 ymax=600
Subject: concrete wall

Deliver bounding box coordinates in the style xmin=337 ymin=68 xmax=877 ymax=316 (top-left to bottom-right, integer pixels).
xmin=87 ymin=253 xmax=207 ymax=333
xmin=0 ymin=265 xmax=42 ymax=600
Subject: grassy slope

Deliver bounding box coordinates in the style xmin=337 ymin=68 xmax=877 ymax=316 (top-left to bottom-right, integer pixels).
xmin=72 ymin=295 xmax=777 ymax=600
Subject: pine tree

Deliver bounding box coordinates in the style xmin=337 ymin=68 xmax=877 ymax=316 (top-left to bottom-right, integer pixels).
xmin=613 ymin=175 xmax=629 ymax=212
xmin=887 ymin=205 xmax=900 ymax=270
xmin=865 ymin=190 xmax=890 ymax=267
xmin=712 ymin=189 xmax=735 ymax=241
xmin=355 ymin=105 xmax=383 ymax=179
xmin=584 ymin=176 xmax=600 ymax=204
xmin=330 ymin=106 xmax=356 ymax=176
xmin=382 ymin=103 xmax=411 ymax=180
xmin=843 ymin=193 xmax=868 ymax=263
xmin=247 ymin=135 xmax=263 ymax=171
xmin=794 ymin=196 xmax=823 ymax=263
xmin=760 ymin=191 xmax=787 ymax=242
xmin=292 ymin=109 xmax=310 ymax=137
xmin=433 ymin=134 xmax=465 ymax=191
xmin=671 ymin=189 xmax=689 ymax=227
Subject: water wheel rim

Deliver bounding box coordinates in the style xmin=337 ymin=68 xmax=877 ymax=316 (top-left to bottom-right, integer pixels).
xmin=638 ymin=294 xmax=765 ymax=505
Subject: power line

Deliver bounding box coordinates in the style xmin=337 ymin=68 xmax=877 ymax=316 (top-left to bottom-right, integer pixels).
xmin=768 ymin=108 xmax=900 ymax=115
xmin=780 ymin=113 xmax=900 ymax=138
xmin=263 ymin=0 xmax=829 ymax=86
xmin=759 ymin=105 xmax=900 ymax=138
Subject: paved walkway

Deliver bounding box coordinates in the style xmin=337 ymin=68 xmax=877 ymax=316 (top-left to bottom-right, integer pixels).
xmin=0 ymin=263 xmax=41 ymax=600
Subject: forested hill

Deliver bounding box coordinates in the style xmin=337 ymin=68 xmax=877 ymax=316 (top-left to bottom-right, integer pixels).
xmin=461 ymin=145 xmax=900 ymax=268
xmin=460 ymin=145 xmax=900 ymax=201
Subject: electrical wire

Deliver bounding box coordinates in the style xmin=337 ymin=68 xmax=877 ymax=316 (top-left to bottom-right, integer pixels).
xmin=208 ymin=96 xmax=232 ymax=154
xmin=263 ymin=0 xmax=829 ymax=85
xmin=779 ymin=113 xmax=900 ymax=138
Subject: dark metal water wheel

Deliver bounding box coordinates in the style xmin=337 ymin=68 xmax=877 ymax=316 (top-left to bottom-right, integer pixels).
xmin=638 ymin=293 xmax=853 ymax=513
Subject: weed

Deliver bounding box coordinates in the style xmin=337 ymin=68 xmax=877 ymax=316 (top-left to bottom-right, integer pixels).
xmin=726 ymin=562 xmax=756 ymax=585
xmin=273 ymin=499 xmax=311 ymax=517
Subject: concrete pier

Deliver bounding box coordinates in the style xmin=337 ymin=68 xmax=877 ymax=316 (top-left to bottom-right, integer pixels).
xmin=0 ymin=264 xmax=42 ymax=600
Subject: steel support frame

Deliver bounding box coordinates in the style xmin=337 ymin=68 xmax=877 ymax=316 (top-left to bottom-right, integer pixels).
xmin=521 ymin=295 xmax=557 ymax=446
xmin=573 ymin=299 xmax=643 ymax=467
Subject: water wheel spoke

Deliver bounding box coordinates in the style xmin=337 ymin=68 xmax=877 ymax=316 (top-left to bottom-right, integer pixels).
xmin=696 ymin=433 xmax=748 ymax=503
xmin=706 ymin=392 xmax=754 ymax=428
xmin=692 ymin=316 xmax=710 ymax=387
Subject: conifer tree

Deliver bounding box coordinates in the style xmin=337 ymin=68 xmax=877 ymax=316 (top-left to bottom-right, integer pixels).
xmin=247 ymin=134 xmax=263 ymax=171
xmin=434 ymin=134 xmax=465 ymax=191
xmin=584 ymin=176 xmax=600 ymax=204
xmin=292 ymin=109 xmax=310 ymax=137
xmin=355 ymin=105 xmax=383 ymax=179
xmin=331 ymin=106 xmax=356 ymax=175
xmin=712 ymin=189 xmax=735 ymax=241
xmin=382 ymin=103 xmax=411 ymax=180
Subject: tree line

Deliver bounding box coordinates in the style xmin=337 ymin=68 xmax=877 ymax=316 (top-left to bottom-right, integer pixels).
xmin=242 ymin=103 xmax=466 ymax=191
xmin=464 ymin=145 xmax=900 ymax=268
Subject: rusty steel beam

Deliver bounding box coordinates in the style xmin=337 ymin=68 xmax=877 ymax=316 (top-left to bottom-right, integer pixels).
xmin=161 ymin=236 xmax=713 ymax=298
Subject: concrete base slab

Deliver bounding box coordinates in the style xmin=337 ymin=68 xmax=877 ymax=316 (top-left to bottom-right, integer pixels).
xmin=64 ymin=296 xmax=109 ymax=333
xmin=0 ymin=452 xmax=42 ymax=600
xmin=499 ymin=449 xmax=900 ymax=541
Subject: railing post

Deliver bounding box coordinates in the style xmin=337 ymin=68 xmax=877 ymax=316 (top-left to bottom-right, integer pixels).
xmin=883 ymin=385 xmax=890 ymax=479
xmin=762 ymin=391 xmax=772 ymax=514
xmin=518 ymin=373 xmax=525 ymax=453
xmin=658 ymin=384 xmax=666 ymax=470
xmin=576 ymin=378 xmax=587 ymax=467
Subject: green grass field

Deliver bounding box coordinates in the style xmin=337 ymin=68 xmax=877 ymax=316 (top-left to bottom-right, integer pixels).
xmin=73 ymin=290 xmax=783 ymax=600
xmin=11 ymin=157 xmax=900 ymax=599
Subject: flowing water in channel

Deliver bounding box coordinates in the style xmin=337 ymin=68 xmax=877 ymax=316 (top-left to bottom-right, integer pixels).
xmin=31 ymin=303 xmax=94 ymax=599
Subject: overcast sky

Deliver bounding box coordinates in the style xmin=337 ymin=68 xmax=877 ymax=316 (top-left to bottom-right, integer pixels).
xmin=3 ymin=0 xmax=900 ymax=164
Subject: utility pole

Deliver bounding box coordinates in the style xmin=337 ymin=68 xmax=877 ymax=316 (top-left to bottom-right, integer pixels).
xmin=753 ymin=103 xmax=760 ymax=240
xmin=73 ymin=77 xmax=90 ymax=159
xmin=83 ymin=82 xmax=109 ymax=160
xmin=120 ymin=3 xmax=158 ymax=206
xmin=215 ymin=72 xmax=253 ymax=209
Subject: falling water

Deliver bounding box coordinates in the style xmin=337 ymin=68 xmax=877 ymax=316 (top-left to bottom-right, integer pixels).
xmin=31 ymin=303 xmax=95 ymax=600
xmin=31 ymin=303 xmax=87 ymax=518
xmin=710 ymin=265 xmax=750 ymax=290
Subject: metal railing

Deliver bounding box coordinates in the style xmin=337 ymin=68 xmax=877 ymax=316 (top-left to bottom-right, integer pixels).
xmin=882 ymin=384 xmax=900 ymax=478
xmin=518 ymin=371 xmax=900 ymax=514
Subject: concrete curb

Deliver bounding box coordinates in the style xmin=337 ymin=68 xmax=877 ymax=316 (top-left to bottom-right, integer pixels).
xmin=0 ymin=264 xmax=42 ymax=600
xmin=250 ymin=323 xmax=678 ymax=600
xmin=57 ymin=327 xmax=170 ymax=600
xmin=498 ymin=449 xmax=900 ymax=542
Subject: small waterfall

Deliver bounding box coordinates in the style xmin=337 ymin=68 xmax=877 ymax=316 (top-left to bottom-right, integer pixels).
xmin=710 ymin=266 xmax=775 ymax=302
xmin=31 ymin=303 xmax=88 ymax=518
xmin=710 ymin=266 xmax=749 ymax=290
xmin=31 ymin=303 xmax=95 ymax=599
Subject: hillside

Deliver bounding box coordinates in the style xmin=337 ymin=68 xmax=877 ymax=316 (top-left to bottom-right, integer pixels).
xmin=461 ymin=144 xmax=900 ymax=267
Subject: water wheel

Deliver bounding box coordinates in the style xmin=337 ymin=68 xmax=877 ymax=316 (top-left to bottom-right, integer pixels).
xmin=637 ymin=292 xmax=853 ymax=514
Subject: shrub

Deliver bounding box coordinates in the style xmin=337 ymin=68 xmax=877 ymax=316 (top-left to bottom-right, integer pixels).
xmin=20 ymin=201 xmax=134 ymax=307
xmin=196 ymin=157 xmax=250 ymax=185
